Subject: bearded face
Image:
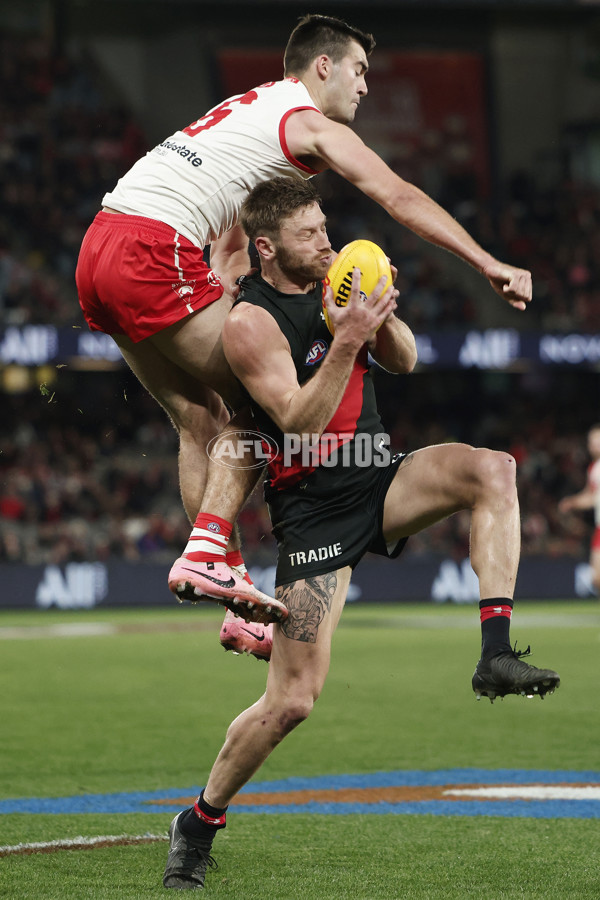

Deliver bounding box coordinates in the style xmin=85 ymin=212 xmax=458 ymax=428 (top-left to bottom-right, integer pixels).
xmin=274 ymin=239 xmax=332 ymax=286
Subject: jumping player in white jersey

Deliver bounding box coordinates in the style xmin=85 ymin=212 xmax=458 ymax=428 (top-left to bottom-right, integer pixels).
xmin=76 ymin=14 xmax=534 ymax=651
xmin=559 ymin=424 xmax=600 ymax=594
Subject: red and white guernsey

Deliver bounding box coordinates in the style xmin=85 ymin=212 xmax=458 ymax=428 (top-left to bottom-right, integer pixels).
xmin=102 ymin=78 xmax=321 ymax=248
xmin=588 ymin=458 xmax=600 ymax=526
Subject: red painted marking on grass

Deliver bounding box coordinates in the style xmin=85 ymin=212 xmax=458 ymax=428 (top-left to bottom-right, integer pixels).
xmin=148 ymin=783 xmax=600 ymax=808
xmin=150 ymin=787 xmax=449 ymax=807
xmin=0 ymin=833 xmax=167 ymax=857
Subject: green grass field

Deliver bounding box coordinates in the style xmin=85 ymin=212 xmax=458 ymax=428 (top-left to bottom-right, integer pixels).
xmin=1 ymin=601 xmax=599 ymax=899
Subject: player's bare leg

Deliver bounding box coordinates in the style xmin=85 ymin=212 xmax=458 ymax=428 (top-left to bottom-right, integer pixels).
xmin=114 ymin=303 xmax=285 ymax=624
xmin=192 ymin=416 xmax=275 ymax=656
xmin=382 ymin=443 xmax=559 ymax=702
xmin=115 ymin=326 xmax=233 ymax=521
xmin=163 ymin=567 xmax=350 ymax=889
xmin=168 ymin=410 xmax=285 ymax=625
xmin=205 ymin=567 xmax=350 ymax=805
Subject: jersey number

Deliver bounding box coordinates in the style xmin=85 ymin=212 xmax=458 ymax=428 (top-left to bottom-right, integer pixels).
xmin=183 ymin=90 xmax=259 ymax=135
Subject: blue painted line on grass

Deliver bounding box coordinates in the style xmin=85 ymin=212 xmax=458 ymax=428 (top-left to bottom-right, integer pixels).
xmin=237 ymin=769 xmax=600 ymax=790
xmin=228 ymin=800 xmax=600 ymax=819
xmin=2 ymin=769 xmax=600 ymax=818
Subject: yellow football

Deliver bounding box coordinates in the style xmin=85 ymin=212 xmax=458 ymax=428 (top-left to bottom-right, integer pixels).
xmin=323 ymin=239 xmax=393 ymax=334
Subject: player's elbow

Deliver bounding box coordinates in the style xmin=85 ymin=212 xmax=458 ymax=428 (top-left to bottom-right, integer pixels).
xmin=396 ymin=344 xmax=418 ymax=374
xmin=270 ymin=392 xmax=300 ymax=437
xmin=375 ymin=342 xmax=418 ymax=375
xmin=277 ymin=412 xmax=327 ymax=441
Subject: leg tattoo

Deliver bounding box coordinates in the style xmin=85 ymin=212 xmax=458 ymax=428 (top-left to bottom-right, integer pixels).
xmin=278 ymin=573 xmax=337 ymax=643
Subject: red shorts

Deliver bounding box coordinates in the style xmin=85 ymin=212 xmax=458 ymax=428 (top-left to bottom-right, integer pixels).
xmin=592 ymin=526 xmax=600 ymax=551
xmin=75 ymin=212 xmax=224 ymax=342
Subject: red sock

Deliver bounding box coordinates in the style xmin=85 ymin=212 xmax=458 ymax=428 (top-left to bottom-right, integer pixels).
xmin=226 ymin=549 xmax=253 ymax=584
xmin=183 ymin=513 xmax=232 ymax=563
xmin=479 ymin=602 xmax=513 ymax=622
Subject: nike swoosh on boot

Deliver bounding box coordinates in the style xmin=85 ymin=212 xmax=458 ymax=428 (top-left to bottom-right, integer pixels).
xmin=242 ymin=627 xmax=265 ymax=641
xmin=180 ymin=567 xmax=236 ymax=590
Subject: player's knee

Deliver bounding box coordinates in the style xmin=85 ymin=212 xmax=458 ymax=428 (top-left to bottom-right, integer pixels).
xmin=473 ymin=448 xmax=518 ymax=505
xmin=276 ymin=694 xmax=316 ymax=737
xmin=168 ymin=393 xmax=229 ymax=439
xmin=277 ymin=697 xmax=314 ymax=738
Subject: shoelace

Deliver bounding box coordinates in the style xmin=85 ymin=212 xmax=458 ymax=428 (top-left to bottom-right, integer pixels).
xmin=181 ymin=842 xmax=218 ymax=874
xmin=512 ymin=642 xmax=532 ymax=660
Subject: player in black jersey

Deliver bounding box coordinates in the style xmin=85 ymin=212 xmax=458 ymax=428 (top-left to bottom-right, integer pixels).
xmin=149 ymin=13 xmax=536 ymax=661
xmin=162 ymin=177 xmax=560 ymax=889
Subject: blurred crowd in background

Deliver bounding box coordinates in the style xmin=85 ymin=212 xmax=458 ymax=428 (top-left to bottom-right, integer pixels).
xmin=0 ymin=32 xmax=145 ymax=330
xmin=0 ymin=30 xmax=598 ymax=568
xmin=0 ymin=368 xmax=595 ymax=567
xmin=3 ymin=30 xmax=600 ymax=333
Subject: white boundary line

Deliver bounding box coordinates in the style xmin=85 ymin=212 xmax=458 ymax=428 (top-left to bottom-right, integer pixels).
xmin=0 ymin=623 xmax=116 ymax=640
xmin=0 ymin=833 xmax=168 ymax=857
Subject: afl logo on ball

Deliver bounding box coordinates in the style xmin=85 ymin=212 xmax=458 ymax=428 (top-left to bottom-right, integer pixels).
xmin=305 ymin=339 xmax=328 ymax=366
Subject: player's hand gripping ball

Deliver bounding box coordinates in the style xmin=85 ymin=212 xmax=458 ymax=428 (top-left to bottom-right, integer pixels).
xmin=323 ymin=239 xmax=393 ymax=334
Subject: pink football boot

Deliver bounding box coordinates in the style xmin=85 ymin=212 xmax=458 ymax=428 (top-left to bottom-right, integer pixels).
xmin=168 ymin=557 xmax=287 ymax=626
xmin=219 ymin=609 xmax=273 ymax=662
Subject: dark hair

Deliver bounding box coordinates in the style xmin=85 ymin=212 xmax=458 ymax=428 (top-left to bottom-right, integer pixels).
xmin=284 ymin=14 xmax=375 ymax=77
xmin=240 ymin=177 xmax=321 ymax=242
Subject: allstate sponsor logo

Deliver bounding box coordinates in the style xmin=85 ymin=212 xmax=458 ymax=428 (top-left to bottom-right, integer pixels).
xmin=207 ymin=430 xmax=279 ymax=469
xmin=305 ymin=339 xmax=328 ymax=365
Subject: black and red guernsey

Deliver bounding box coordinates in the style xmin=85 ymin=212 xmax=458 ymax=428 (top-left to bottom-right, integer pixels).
xmin=235 ymin=272 xmax=388 ymax=493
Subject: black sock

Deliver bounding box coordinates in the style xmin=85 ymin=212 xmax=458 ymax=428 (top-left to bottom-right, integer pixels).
xmin=179 ymin=790 xmax=227 ymax=842
xmin=479 ymin=599 xmax=513 ymax=658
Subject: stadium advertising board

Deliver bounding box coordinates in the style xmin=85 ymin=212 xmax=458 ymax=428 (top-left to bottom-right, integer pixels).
xmin=2 ymin=325 xmax=600 ymax=369
xmin=0 ymin=556 xmax=594 ymax=610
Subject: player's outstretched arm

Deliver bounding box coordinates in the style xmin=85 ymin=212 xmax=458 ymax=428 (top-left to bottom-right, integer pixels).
xmin=559 ymin=486 xmax=596 ymax=513
xmin=285 ymin=111 xmax=532 ymax=310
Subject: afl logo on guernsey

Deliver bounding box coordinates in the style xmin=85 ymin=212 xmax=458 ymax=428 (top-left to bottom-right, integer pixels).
xmin=305 ymin=339 xmax=328 ymax=366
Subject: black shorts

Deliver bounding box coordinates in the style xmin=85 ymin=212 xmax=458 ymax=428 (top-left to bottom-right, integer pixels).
xmin=266 ymin=453 xmax=408 ymax=587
